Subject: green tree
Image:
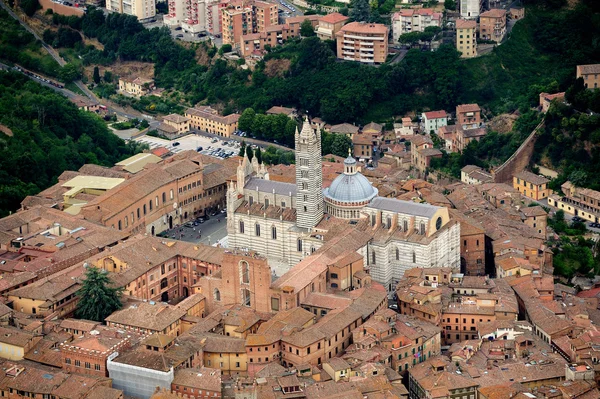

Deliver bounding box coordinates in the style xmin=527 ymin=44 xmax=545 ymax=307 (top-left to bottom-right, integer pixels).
xmin=93 ymin=66 xmax=101 ymax=84
xmin=103 ymin=70 xmax=113 ymax=83
xmin=218 ymin=43 xmax=233 ymax=55
xmin=444 ymin=0 xmax=456 ymax=10
xmin=330 ymin=135 xmax=352 ymax=157
xmin=20 ymin=0 xmax=40 ymax=16
xmin=238 ymin=108 xmax=256 ymax=133
xmin=239 ymin=140 xmax=247 ymax=156
xmin=75 ymin=267 xmax=123 ymax=322
xmin=60 ymin=63 xmax=81 ymax=83
xmin=399 ymin=32 xmax=422 ymax=47
xmin=255 ymin=147 xmax=262 ymax=164
xmin=245 ymin=145 xmax=254 ymax=161
xmin=350 ymin=0 xmax=371 ymax=22
xmin=300 ymin=19 xmax=315 ymax=37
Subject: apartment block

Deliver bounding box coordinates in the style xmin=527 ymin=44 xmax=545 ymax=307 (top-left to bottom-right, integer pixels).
xmin=221 ymin=0 xmax=278 ymax=46
xmin=106 ymin=0 xmax=155 ymax=20
xmin=421 ymin=110 xmax=447 ymax=134
xmin=163 ymin=0 xmax=221 ymax=34
xmin=479 ymin=8 xmax=506 ymax=43
xmin=118 ymin=77 xmax=154 ymax=98
xmin=459 ymin=0 xmax=486 ymax=19
xmin=576 ymin=64 xmax=600 ymax=90
xmin=316 ymin=12 xmax=349 ymax=41
xmin=335 ymin=22 xmax=389 ymax=64
xmin=240 ymin=23 xmax=296 ymax=57
xmin=456 ymin=103 xmax=481 ymax=128
xmin=513 ymin=170 xmax=550 ymax=200
xmin=391 ymin=8 xmax=442 ymax=43
xmin=185 ymin=106 xmax=240 ymax=137
xmin=456 ymin=19 xmax=477 ymax=58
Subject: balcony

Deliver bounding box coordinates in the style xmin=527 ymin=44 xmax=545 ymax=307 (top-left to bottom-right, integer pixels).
xmin=344 ymin=34 xmax=384 ymax=41
xmin=342 ymin=45 xmax=354 ymax=50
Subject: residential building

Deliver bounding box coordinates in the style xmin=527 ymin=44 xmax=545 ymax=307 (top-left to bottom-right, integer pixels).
xmin=513 ymin=170 xmax=550 ymax=200
xmin=162 ymin=114 xmax=190 ymax=136
xmin=240 ymin=24 xmax=296 ymax=57
xmin=391 ymin=8 xmax=442 ymax=43
xmin=576 ymin=64 xmax=600 ymax=89
xmin=106 ymin=0 xmax=155 ymax=20
xmin=335 ymin=22 xmax=389 ymax=64
xmin=266 ymin=106 xmax=297 ymax=118
xmin=185 ymin=106 xmax=240 ymax=137
xmin=456 ymin=19 xmax=477 ymax=58
xmin=330 ymin=122 xmax=359 ymax=139
xmin=221 ymin=0 xmax=278 ymax=47
xmin=454 ymin=126 xmax=486 ymax=152
xmin=548 ymin=181 xmax=600 ymax=223
xmin=61 ymin=326 xmax=137 ymax=377
xmin=394 ymin=117 xmax=415 ymax=137
xmin=118 ymin=77 xmax=154 ymax=97
xmin=510 ymin=6 xmax=524 ymax=19
xmin=171 ymin=367 xmax=222 ymax=398
xmin=316 ymin=12 xmax=349 ymax=41
xmin=449 ymin=209 xmax=486 ymax=276
xmin=0 ymin=327 xmax=40 ymax=361
xmin=421 ymin=110 xmax=447 ymax=134
xmin=353 ymin=134 xmax=375 ymax=159
xmin=459 ymin=0 xmax=485 ymax=19
xmin=456 ymin=103 xmax=482 ymax=129
xmin=412 ymin=147 xmax=442 ymax=173
xmin=479 ymin=9 xmax=506 ymax=43
xmin=461 ymin=165 xmax=493 ymax=185
xmin=322 ymin=357 xmax=351 ymax=381
xmin=163 ymin=0 xmax=221 ymax=34
xmin=285 ymin=15 xmax=319 ymax=37
xmin=539 ymin=92 xmax=565 ymax=113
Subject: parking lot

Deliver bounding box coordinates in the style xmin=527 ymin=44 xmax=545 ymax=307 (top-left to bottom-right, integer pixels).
xmin=134 ymin=133 xmax=243 ymax=160
xmin=158 ymin=212 xmax=228 ymax=246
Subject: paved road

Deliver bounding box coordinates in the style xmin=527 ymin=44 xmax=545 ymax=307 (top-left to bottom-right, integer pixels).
xmin=160 ymin=213 xmax=228 ymax=246
xmin=191 ymin=129 xmax=293 ymax=152
xmin=534 ymin=197 xmax=600 ymax=234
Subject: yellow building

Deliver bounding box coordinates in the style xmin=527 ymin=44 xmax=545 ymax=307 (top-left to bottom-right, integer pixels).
xmin=576 ymin=64 xmax=600 ymax=90
xmin=195 ymin=333 xmax=248 ymax=375
xmin=185 ymin=105 xmax=240 ymax=137
xmin=513 ymin=170 xmax=550 ymax=200
xmin=61 ymin=175 xmax=125 ymax=215
xmin=456 ymin=19 xmax=477 ymax=58
xmin=323 ymin=357 xmax=351 ymax=381
xmin=106 ymin=0 xmax=155 ymax=21
xmin=118 ymin=77 xmax=154 ymax=98
xmin=0 ymin=326 xmax=41 ymax=360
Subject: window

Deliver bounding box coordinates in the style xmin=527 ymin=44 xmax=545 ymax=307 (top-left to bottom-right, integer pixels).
xmin=242 ymin=288 xmax=251 ymax=307
xmin=420 ymin=222 xmax=425 ymax=235
xmin=239 ymin=221 xmax=245 ymax=234
xmin=162 ymin=192 xmax=166 ymax=203
xmin=65 ymin=358 xmax=71 ymax=364
xmin=170 ymin=189 xmax=174 ymax=200
xmin=75 ymin=360 xmax=81 ymax=367
xmin=271 ymin=297 xmax=279 ymax=311
xmin=413 ymin=251 xmax=416 ymax=263
xmin=149 ymin=200 xmax=153 ymax=211
xmin=272 ymin=226 xmax=277 ymax=240
xmin=255 ymin=223 xmax=260 ymax=237
xmin=137 ymin=208 xmax=140 ymax=219
xmin=297 ymin=239 xmax=302 ymax=252
xmin=396 ymin=248 xmax=400 ymax=260
xmin=330 ymin=273 xmax=338 ymax=279
xmin=143 ymin=204 xmax=147 ymax=215
xmin=249 ymin=196 xmax=254 ymax=205
xmin=118 ymin=220 xmax=122 ymax=230
xmin=386 ymin=216 xmax=392 ymax=229
xmin=240 ymin=261 xmax=250 ymax=284
xmin=214 ymin=288 xmax=221 ymax=301
xmin=85 ymin=362 xmax=91 ymax=369
xmin=403 ymin=220 xmax=408 ymax=231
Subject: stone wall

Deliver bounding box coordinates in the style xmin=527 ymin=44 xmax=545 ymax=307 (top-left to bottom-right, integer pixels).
xmin=38 ymin=0 xmax=85 ymax=17
xmin=492 ymin=121 xmax=545 ymax=184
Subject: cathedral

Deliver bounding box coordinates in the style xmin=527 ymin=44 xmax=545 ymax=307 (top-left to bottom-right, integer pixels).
xmin=226 ymin=118 xmax=461 ymax=291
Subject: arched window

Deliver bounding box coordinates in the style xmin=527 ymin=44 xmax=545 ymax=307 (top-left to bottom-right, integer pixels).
xmin=239 ymin=220 xmax=245 ymax=234
xmin=160 ymin=278 xmax=168 ymax=289
xmin=162 ymin=192 xmax=166 ymax=203
xmin=214 ymin=288 xmax=221 ymax=301
xmin=386 ymin=216 xmax=392 ymax=229
xmin=149 ymin=200 xmax=153 ymax=211
xmin=396 ymin=248 xmax=400 ymax=260
xmin=271 ymin=226 xmax=277 ymax=240
xmin=143 ymin=204 xmax=147 ymax=215
xmin=403 ymin=220 xmax=408 ymax=231
xmin=118 ymin=220 xmax=122 ymax=230
xmin=420 ymin=222 xmax=425 ymax=235
xmin=265 ymin=198 xmax=270 ymax=207
xmin=240 ymin=261 xmax=250 ymax=284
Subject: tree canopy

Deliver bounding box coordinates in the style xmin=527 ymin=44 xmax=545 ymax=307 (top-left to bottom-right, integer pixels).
xmin=75 ymin=266 xmax=123 ymax=322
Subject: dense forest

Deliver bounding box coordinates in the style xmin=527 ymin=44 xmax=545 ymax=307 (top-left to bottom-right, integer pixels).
xmin=0 ymin=72 xmax=142 ymax=216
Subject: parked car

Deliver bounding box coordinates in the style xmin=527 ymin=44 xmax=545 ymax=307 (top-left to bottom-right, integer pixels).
xmin=176 ymin=34 xmax=184 ymax=38
xmin=197 ymin=146 xmax=203 ymax=152
xmin=172 ymin=142 xmax=180 ymax=146
xmin=175 ymin=27 xmax=182 ymax=31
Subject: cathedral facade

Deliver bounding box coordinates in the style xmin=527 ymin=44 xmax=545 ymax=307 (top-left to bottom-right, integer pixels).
xmin=226 ymin=118 xmax=460 ymax=290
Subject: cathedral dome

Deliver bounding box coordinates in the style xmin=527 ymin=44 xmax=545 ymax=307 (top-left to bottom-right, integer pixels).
xmin=324 ymin=157 xmax=378 ymax=204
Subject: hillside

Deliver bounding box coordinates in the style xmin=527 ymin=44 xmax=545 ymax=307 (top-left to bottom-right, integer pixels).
xmin=0 ymin=71 xmax=143 ymax=216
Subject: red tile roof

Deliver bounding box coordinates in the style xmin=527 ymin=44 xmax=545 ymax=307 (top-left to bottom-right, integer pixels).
xmin=319 ymin=12 xmax=349 ymax=24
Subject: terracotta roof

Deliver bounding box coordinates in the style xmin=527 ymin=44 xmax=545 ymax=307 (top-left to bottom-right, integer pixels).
xmin=514 ymin=170 xmax=549 ymax=186
xmin=319 ymin=12 xmax=349 ymax=24
xmin=105 ymin=302 xmax=187 ymax=332
xmin=578 ymin=64 xmax=600 ymax=75
xmin=423 ymin=110 xmax=447 ymax=120
xmin=0 ymin=326 xmax=37 ymax=347
xmin=521 ymin=205 xmax=547 ymax=217
xmin=326 ymin=357 xmax=351 ymax=371
xmin=339 ymin=21 xmax=388 ymax=35
xmin=456 ymin=19 xmax=477 ymax=29
xmin=456 ymin=103 xmax=481 ymax=113
xmin=172 ymin=367 xmax=221 ymax=392
xmin=185 ymin=106 xmax=240 ymax=125
xmin=480 ymin=8 xmax=507 ymax=18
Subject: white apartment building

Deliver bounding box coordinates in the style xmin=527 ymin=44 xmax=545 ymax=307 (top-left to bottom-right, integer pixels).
xmin=391 ymin=8 xmax=442 ymax=43
xmin=421 ymin=110 xmax=448 ymax=134
xmin=460 ymin=0 xmax=486 ymax=19
xmin=163 ymin=0 xmax=221 ymax=33
xmin=106 ymin=0 xmax=155 ymax=20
